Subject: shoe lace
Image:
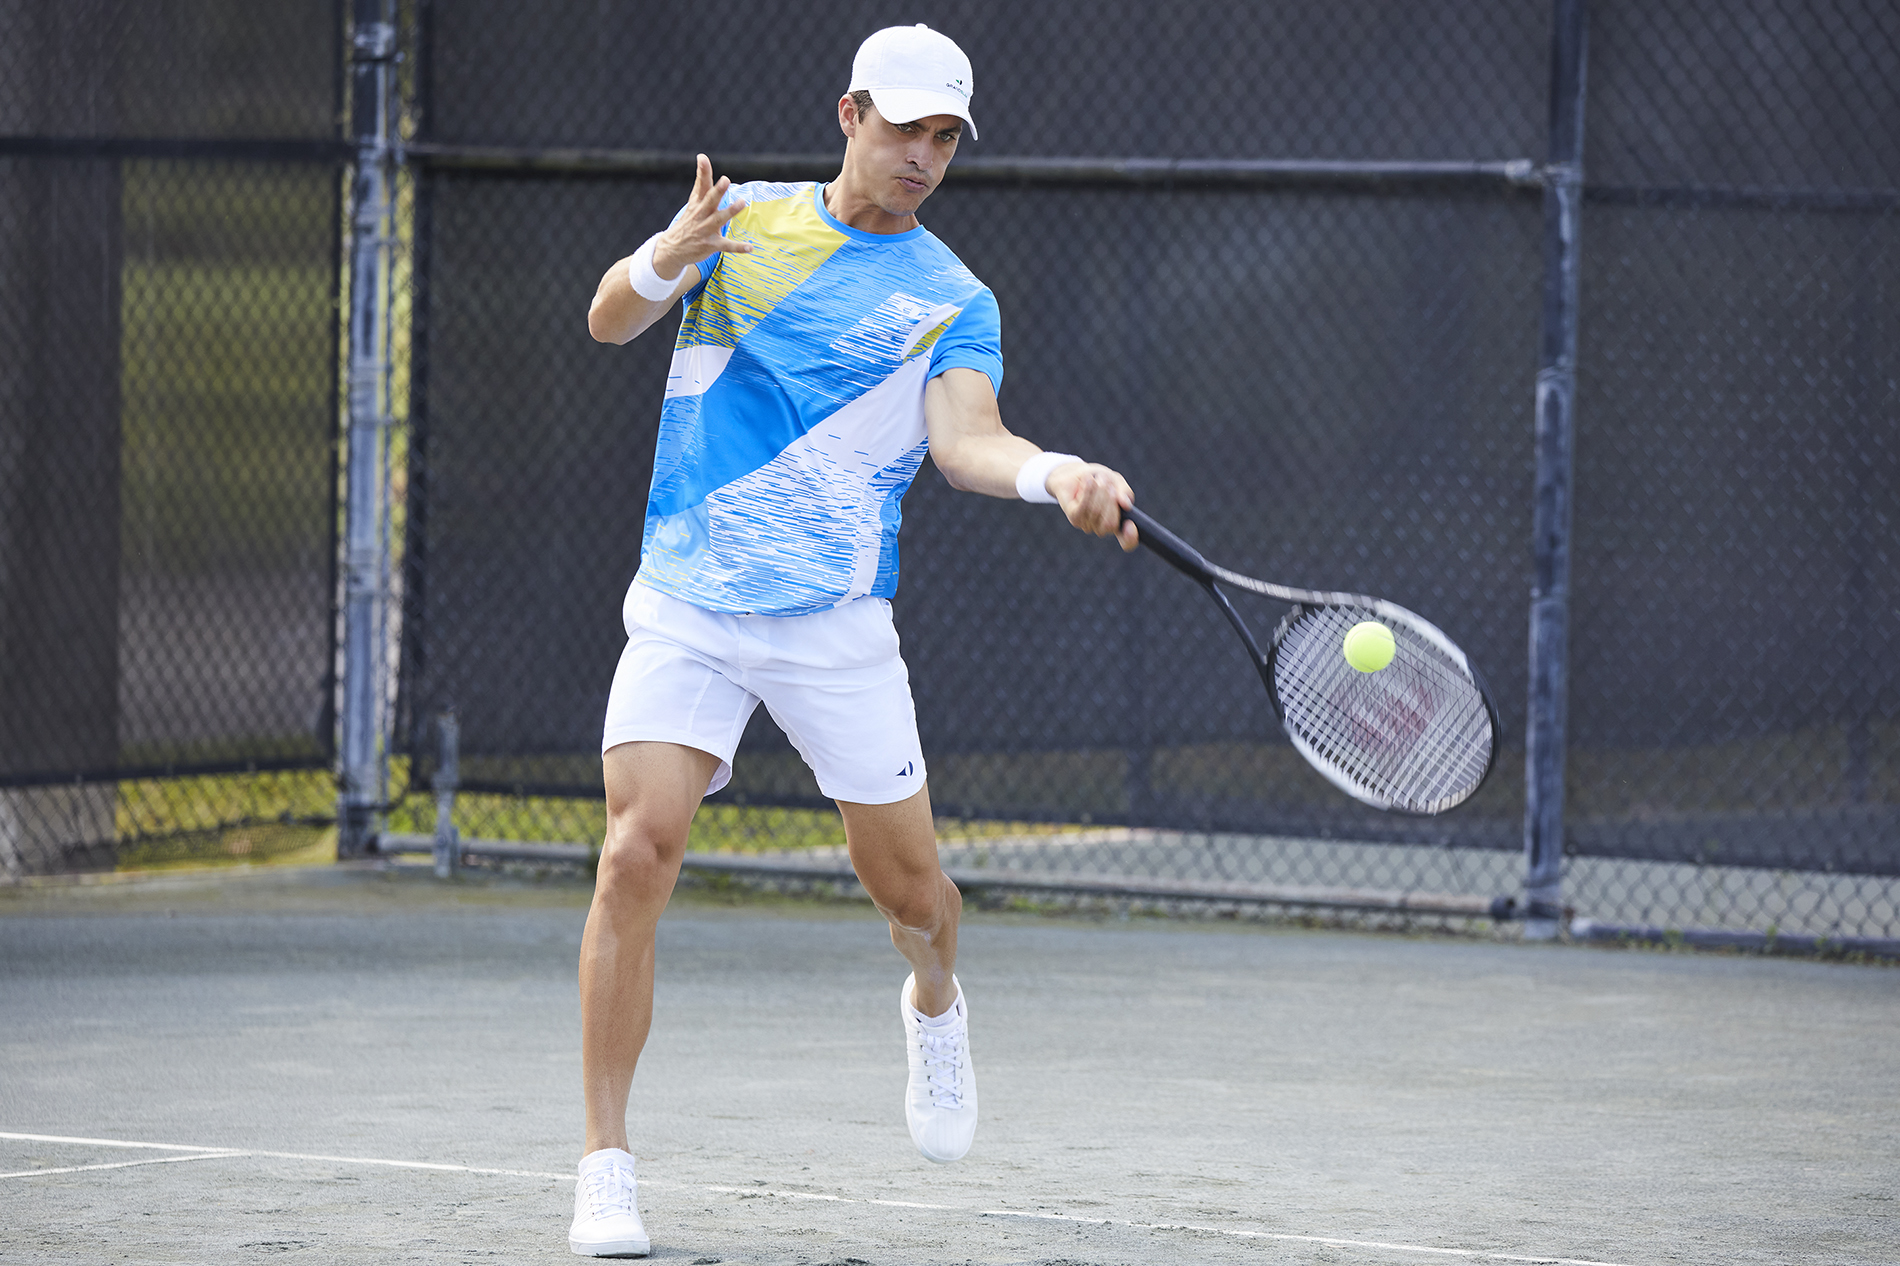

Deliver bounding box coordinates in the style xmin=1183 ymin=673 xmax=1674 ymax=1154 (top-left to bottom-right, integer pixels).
xmin=579 ymin=1160 xmax=635 ymax=1220
xmin=917 ymin=1026 xmax=966 ymax=1109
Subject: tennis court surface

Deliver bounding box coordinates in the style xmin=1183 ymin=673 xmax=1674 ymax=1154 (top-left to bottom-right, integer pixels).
xmin=3 ymin=865 xmax=1895 ymax=1265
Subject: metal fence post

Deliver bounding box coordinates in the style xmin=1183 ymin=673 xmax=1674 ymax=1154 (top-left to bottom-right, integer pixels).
xmin=338 ymin=0 xmax=400 ymax=856
xmin=1523 ymin=0 xmax=1589 ymax=939
xmin=431 ymin=710 xmax=461 ymax=878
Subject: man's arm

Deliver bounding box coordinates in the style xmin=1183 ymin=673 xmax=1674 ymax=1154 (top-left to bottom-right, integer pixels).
xmin=924 ymin=367 xmax=1138 ymax=550
xmin=587 ymin=154 xmax=753 ymax=345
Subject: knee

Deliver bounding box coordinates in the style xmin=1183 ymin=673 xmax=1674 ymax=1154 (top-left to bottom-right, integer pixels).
xmin=876 ymin=868 xmax=958 ymax=933
xmin=595 ymin=813 xmax=686 ymax=899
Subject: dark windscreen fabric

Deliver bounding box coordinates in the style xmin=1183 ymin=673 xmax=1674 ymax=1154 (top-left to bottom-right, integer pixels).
xmin=0 ymin=1 xmax=341 ymax=791
xmin=400 ymin=0 xmax=1899 ymax=875
xmin=1561 ymin=0 xmax=1900 ymax=874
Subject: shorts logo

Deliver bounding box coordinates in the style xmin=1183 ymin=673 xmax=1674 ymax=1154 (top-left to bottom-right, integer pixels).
xmin=895 ymin=761 xmax=914 ymax=777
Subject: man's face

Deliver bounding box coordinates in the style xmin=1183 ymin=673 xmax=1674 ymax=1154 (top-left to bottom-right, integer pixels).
xmin=840 ymin=101 xmax=964 ymax=218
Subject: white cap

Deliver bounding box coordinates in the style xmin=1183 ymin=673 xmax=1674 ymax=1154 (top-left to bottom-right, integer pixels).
xmin=849 ymin=24 xmax=977 ymax=140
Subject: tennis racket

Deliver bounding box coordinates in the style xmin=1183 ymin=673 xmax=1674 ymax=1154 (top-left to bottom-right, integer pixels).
xmin=1124 ymin=505 xmax=1499 ymax=815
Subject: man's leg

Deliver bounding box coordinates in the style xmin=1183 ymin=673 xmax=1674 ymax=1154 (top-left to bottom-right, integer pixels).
xmin=839 ymin=784 xmax=960 ymax=1016
xmin=580 ymin=740 xmax=721 ymax=1155
xmin=841 ymin=783 xmax=978 ymax=1163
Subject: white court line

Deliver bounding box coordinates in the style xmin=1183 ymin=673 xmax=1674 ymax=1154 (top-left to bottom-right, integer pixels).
xmin=0 ymin=1132 xmax=569 ymax=1183
xmin=0 ymin=1152 xmax=237 ymax=1180
xmin=0 ymin=1131 xmax=242 ymax=1153
xmin=1 ymin=1131 xmax=1636 ymax=1266
xmin=239 ymin=1150 xmax=572 ymax=1182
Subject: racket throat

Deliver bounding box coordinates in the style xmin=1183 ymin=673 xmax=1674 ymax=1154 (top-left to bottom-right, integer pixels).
xmin=1201 ymin=581 xmax=1275 ymax=697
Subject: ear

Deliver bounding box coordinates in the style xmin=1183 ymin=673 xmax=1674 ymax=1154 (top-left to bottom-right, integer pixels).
xmin=837 ymin=94 xmax=858 ymax=140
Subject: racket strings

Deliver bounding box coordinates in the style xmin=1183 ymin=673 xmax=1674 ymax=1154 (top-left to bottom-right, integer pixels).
xmin=1273 ymin=606 xmax=1494 ymax=814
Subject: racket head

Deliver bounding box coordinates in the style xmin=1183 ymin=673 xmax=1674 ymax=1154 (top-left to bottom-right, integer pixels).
xmin=1266 ymin=603 xmax=1499 ymax=815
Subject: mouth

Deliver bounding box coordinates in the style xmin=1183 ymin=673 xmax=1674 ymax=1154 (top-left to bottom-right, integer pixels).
xmin=897 ymin=174 xmax=929 ymax=195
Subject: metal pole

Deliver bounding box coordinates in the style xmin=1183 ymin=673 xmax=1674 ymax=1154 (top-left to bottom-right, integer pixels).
xmin=432 ymin=710 xmax=461 ymax=878
xmin=1524 ymin=0 xmax=1589 ymax=938
xmin=338 ymin=0 xmax=398 ymax=856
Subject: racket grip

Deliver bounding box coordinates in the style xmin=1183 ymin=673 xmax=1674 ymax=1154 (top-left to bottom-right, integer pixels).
xmin=1122 ymin=505 xmax=1214 ymax=582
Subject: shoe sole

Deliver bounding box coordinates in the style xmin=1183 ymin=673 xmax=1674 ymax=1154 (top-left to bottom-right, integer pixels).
xmin=569 ymin=1237 xmax=650 ymax=1257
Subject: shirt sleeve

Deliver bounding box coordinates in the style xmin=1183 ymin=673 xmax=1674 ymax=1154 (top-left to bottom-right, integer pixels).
xmin=927 ymin=287 xmax=1004 ymax=396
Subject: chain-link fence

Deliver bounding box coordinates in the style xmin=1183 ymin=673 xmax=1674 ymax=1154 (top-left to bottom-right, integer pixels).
xmin=1555 ymin=0 xmax=1900 ymax=943
xmin=6 ymin=1 xmax=1896 ymax=948
xmin=392 ymin=0 xmax=1896 ymax=944
xmin=1 ymin=2 xmax=345 ymax=877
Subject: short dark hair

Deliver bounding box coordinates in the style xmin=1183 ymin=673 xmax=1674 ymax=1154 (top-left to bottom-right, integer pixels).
xmin=849 ymin=89 xmax=873 ymax=120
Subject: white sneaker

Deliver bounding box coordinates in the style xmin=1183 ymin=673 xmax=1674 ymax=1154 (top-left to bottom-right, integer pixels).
xmin=901 ymin=972 xmax=978 ymax=1162
xmin=568 ymin=1148 xmax=650 ymax=1257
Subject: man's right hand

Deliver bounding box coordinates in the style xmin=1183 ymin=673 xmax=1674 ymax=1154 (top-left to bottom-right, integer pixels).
xmin=587 ymin=155 xmax=754 ymax=345
xmin=652 ymin=154 xmax=754 ymax=280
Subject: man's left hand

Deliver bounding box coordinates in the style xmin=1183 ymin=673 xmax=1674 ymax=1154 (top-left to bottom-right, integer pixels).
xmin=1048 ymin=462 xmax=1138 ymax=552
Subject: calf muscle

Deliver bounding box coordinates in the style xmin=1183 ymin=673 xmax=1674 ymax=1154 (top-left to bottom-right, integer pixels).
xmin=841 ymin=786 xmax=962 ymax=1018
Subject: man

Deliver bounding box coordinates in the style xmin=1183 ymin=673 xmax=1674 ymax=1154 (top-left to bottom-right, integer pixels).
xmin=570 ymin=24 xmax=1136 ymax=1257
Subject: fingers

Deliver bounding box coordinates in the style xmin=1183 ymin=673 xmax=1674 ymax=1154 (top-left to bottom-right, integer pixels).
xmin=694 ymin=156 xmax=736 ymax=220
xmin=675 ymin=155 xmax=751 ymax=256
xmin=1060 ymin=464 xmax=1136 ymax=542
xmin=1086 ymin=468 xmax=1139 ymax=549
xmin=710 ymin=193 xmax=751 ymax=253
xmin=714 ymin=196 xmax=750 ymax=235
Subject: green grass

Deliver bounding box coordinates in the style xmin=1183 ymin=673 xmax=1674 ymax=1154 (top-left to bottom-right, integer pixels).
xmin=115 ymin=823 xmax=337 ymax=872
xmin=120 ymin=163 xmax=341 ymax=575
xmin=105 ymin=767 xmax=336 ymax=873
xmin=392 ymin=787 xmax=1083 ymax=858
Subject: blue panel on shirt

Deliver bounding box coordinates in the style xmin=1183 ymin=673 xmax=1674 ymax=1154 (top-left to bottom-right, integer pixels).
xmin=929 ymin=287 xmax=1004 ymax=396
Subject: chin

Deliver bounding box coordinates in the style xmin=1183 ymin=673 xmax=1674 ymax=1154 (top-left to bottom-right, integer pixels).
xmin=887 ymin=186 xmax=931 ymax=215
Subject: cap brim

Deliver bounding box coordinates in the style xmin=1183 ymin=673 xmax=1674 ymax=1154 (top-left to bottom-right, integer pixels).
xmin=865 ymin=86 xmax=977 ymax=140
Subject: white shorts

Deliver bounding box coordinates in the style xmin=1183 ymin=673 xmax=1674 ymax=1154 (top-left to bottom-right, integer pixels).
xmin=601 ymin=581 xmax=927 ymax=805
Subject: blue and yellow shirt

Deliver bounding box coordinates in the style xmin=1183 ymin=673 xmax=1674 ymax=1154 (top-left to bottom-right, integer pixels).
xmin=635 ymin=181 xmax=1003 ymax=616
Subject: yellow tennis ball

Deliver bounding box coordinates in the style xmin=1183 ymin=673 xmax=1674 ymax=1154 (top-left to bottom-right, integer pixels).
xmin=1342 ymin=620 xmax=1396 ymax=673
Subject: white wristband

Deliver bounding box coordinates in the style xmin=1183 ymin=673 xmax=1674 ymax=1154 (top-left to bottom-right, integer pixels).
xmin=628 ymin=234 xmax=686 ymax=301
xmin=1015 ymin=451 xmax=1083 ymax=503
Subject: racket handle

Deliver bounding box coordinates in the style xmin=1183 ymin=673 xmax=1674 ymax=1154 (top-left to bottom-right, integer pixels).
xmin=1122 ymin=505 xmax=1214 ymax=583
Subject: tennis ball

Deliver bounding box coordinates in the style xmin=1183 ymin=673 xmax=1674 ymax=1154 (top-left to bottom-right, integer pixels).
xmin=1342 ymin=620 xmax=1396 ymax=673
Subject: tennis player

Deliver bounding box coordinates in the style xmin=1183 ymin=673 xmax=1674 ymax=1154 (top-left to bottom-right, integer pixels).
xmin=570 ymin=24 xmax=1135 ymax=1257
